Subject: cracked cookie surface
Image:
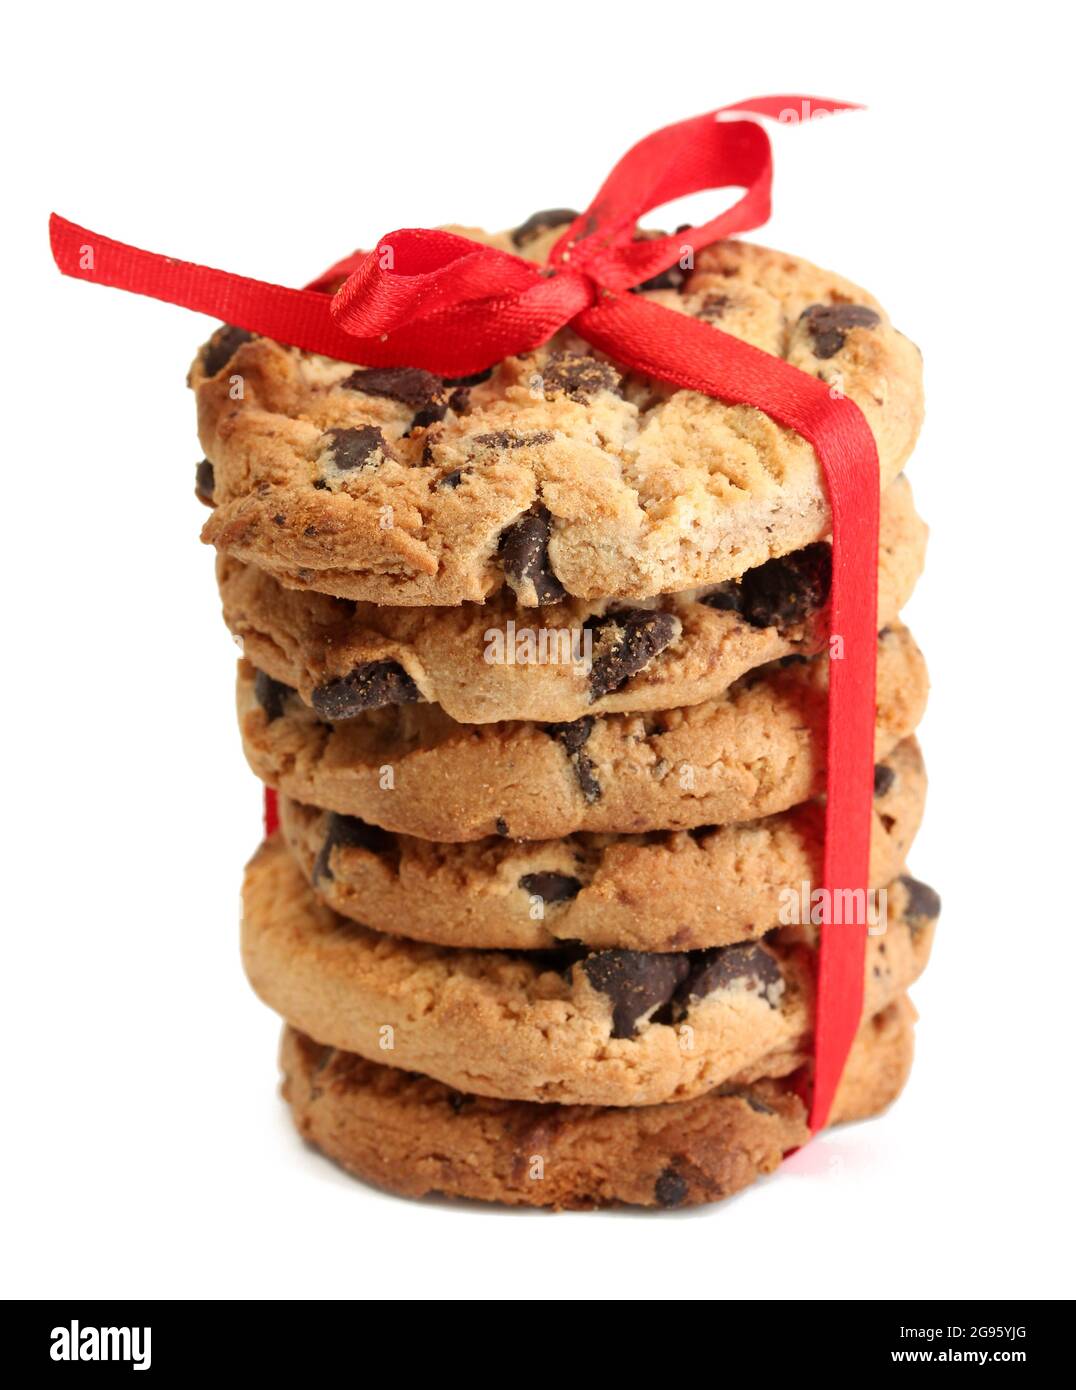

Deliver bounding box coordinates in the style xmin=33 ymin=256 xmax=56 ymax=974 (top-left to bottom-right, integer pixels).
xmin=244 ymin=836 xmax=937 ymax=1106
xmin=238 ymin=623 xmax=928 ymax=841
xmin=195 ymin=235 xmax=923 ymax=606
xmin=279 ymin=995 xmax=915 ymax=1209
xmin=219 ymin=474 xmax=925 ymax=725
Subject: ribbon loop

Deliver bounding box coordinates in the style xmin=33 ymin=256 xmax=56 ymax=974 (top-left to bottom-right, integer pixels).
xmin=555 ymin=95 xmax=861 ymax=293
xmin=327 ymin=229 xmax=597 ymax=373
xmin=558 ymin=114 xmax=773 ymax=291
xmin=331 ymin=229 xmax=541 ymax=337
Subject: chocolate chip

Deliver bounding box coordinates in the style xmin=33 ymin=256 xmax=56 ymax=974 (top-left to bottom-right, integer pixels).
xmin=339 ymin=366 xmax=446 ymax=413
xmin=495 ymin=818 xmax=510 ymax=837
xmin=313 ymin=812 xmax=396 ymax=882
xmin=701 ymin=581 xmax=740 ymax=614
xmin=510 ymin=208 xmax=579 ymax=247
xmin=703 ymin=543 xmax=831 ymax=631
xmin=573 ymin=936 xmax=787 ymax=1041
xmin=585 ymin=609 xmax=678 ymax=699
xmin=195 ymin=459 xmax=214 ymax=506
xmin=624 ymin=229 xmax=685 ymax=293
xmin=654 ymin=1168 xmax=689 ymax=1208
xmin=546 ymin=716 xmax=601 ymax=803
xmin=582 ymin=949 xmax=691 ymax=1038
xmin=473 ymin=430 xmax=554 ymax=450
xmin=696 ymin=293 xmax=732 ymax=320
xmin=633 ymin=265 xmax=686 ymax=293
xmin=312 ymin=661 xmax=421 ymax=719
xmin=716 ymin=1085 xmax=777 ymax=1116
xmin=499 ymin=505 xmax=567 ymax=605
xmin=201 ymin=325 xmax=254 ymax=377
xmin=542 ymin=353 xmax=621 ymax=403
xmin=677 ymin=942 xmax=783 ymax=1010
xmin=874 ymin=763 xmax=896 ymax=797
xmin=409 ymin=402 xmax=448 ymax=432
xmin=253 ymin=670 xmax=295 ymax=721
xmin=522 ymin=940 xmax=587 ymax=983
xmin=549 ymin=717 xmax=593 ymax=753
xmin=800 ymin=303 xmax=881 ymax=359
xmin=743 ymin=544 xmax=831 ymax=629
xmin=320 ymin=425 xmax=389 ymax=472
xmin=899 ymin=874 xmax=941 ymax=926
xmin=409 ymin=375 xmax=473 ymax=430
xmin=438 ymin=469 xmax=465 ymax=490
xmin=443 ymin=368 xmax=494 ymax=388
xmin=518 ymin=872 xmax=582 ymax=904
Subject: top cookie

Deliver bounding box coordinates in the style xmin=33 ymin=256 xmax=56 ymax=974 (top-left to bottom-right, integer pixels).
xmin=194 ymin=224 xmax=923 ymax=607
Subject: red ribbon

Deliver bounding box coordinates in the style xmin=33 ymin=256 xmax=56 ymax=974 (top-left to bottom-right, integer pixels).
xmin=50 ymin=94 xmax=878 ymax=1132
xmin=263 ymin=786 xmax=280 ymax=840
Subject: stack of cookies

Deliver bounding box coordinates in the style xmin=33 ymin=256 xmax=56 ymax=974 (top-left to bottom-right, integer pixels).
xmin=193 ymin=215 xmax=938 ymax=1209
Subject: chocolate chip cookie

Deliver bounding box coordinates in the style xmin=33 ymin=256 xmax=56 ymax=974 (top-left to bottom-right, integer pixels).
xmin=279 ymin=994 xmax=915 ymax=1209
xmin=218 ymin=473 xmax=925 ymax=725
xmin=279 ymin=737 xmax=925 ymax=951
xmin=195 ymin=237 xmax=923 ymax=606
xmin=238 ymin=623 xmax=928 ymax=842
xmin=243 ymin=836 xmax=937 ymax=1107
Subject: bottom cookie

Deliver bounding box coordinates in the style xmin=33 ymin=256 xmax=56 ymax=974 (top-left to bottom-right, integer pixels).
xmin=280 ymin=995 xmax=915 ymax=1210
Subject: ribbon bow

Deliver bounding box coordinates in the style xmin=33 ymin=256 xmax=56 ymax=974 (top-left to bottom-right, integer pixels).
xmin=307 ymin=96 xmax=788 ymax=373
xmin=50 ymin=94 xmax=879 ymax=1133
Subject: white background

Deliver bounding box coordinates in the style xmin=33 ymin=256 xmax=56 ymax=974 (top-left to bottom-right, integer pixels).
xmin=4 ymin=0 xmax=1074 ymax=1301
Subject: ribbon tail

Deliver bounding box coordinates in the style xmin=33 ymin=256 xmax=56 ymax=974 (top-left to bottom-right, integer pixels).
xmin=578 ymin=294 xmax=878 ymax=1131
xmin=49 ymin=214 xmax=583 ymax=376
xmin=49 ymin=214 xmax=375 ymax=364
xmin=810 ymin=487 xmax=878 ymax=1130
